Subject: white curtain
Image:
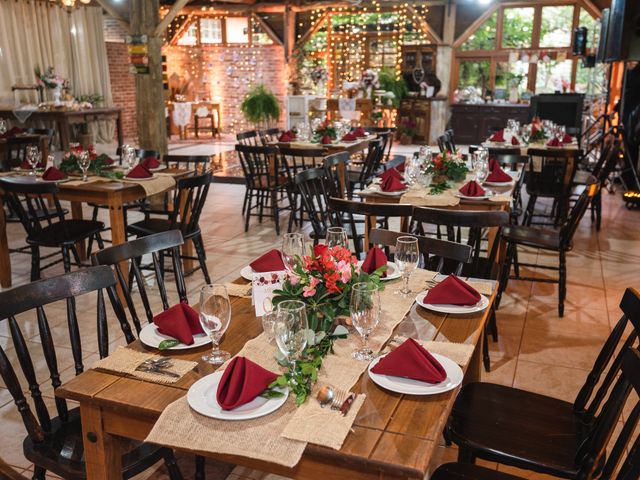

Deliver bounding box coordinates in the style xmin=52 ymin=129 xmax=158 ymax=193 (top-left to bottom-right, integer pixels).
xmin=0 ymin=0 xmax=114 ymax=142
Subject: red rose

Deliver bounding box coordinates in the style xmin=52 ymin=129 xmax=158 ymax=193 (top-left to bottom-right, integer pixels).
xmin=313 ymin=244 xmax=329 ymax=258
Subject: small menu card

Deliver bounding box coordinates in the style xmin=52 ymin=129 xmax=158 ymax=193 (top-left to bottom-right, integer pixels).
xmin=252 ymin=271 xmax=285 ymax=317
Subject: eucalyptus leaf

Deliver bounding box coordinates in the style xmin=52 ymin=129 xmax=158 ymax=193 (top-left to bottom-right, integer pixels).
xmin=158 ymin=339 xmax=180 ymax=350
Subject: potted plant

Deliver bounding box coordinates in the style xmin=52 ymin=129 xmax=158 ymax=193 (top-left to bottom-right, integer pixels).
xmin=240 ymin=84 xmax=281 ymax=129
xmin=378 ymin=68 xmax=408 ymax=108
xmin=399 ymin=119 xmax=417 ymax=145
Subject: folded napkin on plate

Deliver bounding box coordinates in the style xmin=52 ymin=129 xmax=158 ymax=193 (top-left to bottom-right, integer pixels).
xmin=20 ymin=159 xmax=44 ymax=169
xmin=396 ymin=161 xmax=406 ymax=172
xmin=321 ymin=135 xmax=333 ymax=145
xmin=140 ymin=156 xmax=160 ymax=169
xmin=485 ymin=165 xmax=512 ymax=183
xmin=489 ymin=129 xmax=505 ymax=142
xmin=216 ymin=356 xmax=279 ymax=410
xmin=354 ymin=127 xmax=366 ymax=138
xmin=379 ymin=167 xmax=403 ymax=182
xmin=42 ymin=166 xmax=66 ymax=181
xmin=488 ymin=158 xmax=499 ymax=172
xmin=371 ymin=338 xmax=446 ymax=384
xmin=380 ymin=175 xmax=406 ymax=192
xmin=341 ymin=132 xmax=357 ymax=142
xmin=561 ymin=133 xmax=573 ymax=144
xmin=127 ymin=164 xmax=152 ymax=178
xmin=153 ymin=302 xmax=204 ymax=346
xmin=511 ymin=136 xmax=520 ymax=145
xmin=459 ymin=180 xmax=486 ymax=197
xmin=250 ymin=249 xmax=285 ymax=272
xmin=361 ymin=246 xmax=387 ymax=277
xmin=547 ymin=138 xmax=561 ymax=147
xmin=423 ymin=274 xmax=481 ymax=306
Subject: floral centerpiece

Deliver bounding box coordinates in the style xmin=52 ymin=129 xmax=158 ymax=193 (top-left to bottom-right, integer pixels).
xmin=312 ymin=119 xmax=337 ymax=142
xmin=59 ymin=145 xmax=123 ymax=179
xmin=360 ymin=69 xmax=380 ymax=98
xmin=34 ymin=66 xmax=70 ymax=105
xmin=528 ymin=116 xmax=547 ymax=142
xmin=421 ymin=149 xmax=469 ymax=194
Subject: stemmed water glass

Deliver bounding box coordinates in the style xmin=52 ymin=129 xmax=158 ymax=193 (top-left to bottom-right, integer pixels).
xmin=0 ymin=119 xmax=7 ymax=136
xmin=26 ymin=146 xmax=39 ymax=176
xmin=325 ymin=226 xmax=348 ymax=249
xmin=77 ymin=151 xmax=91 ymax=182
xmin=274 ymin=300 xmax=308 ymax=370
xmin=474 ymin=155 xmax=489 ymax=184
xmin=199 ymin=284 xmax=232 ymax=364
xmin=394 ymin=236 xmax=419 ymax=297
xmin=282 ymin=232 xmax=305 ymax=273
xmin=350 ymin=282 xmax=381 ymax=361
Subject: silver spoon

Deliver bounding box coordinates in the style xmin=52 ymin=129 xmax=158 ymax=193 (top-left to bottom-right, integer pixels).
xmin=317 ymin=385 xmax=334 ymax=408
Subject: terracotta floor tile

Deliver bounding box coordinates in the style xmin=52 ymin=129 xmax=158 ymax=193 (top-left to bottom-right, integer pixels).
xmin=512 ymin=360 xmax=588 ymax=403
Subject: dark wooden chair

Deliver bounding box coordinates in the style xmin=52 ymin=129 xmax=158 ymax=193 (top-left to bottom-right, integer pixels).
xmin=0 ymin=267 xmax=182 ymax=480
xmin=434 ymin=350 xmax=640 ymax=479
xmin=25 ymin=128 xmax=55 ymax=150
xmin=346 ymin=138 xmax=385 ymax=198
xmin=369 ymin=228 xmax=472 ymax=275
xmin=327 ymin=197 xmax=413 ymax=258
xmin=0 ymin=177 xmax=105 ymax=281
xmin=236 ymin=130 xmax=260 ymax=146
xmin=366 ymin=127 xmax=397 ymax=163
xmin=294 ymin=167 xmax=333 ymax=242
xmin=323 ymin=151 xmax=350 ymax=198
xmin=437 ymin=133 xmax=448 ymax=153
xmin=127 ymin=171 xmax=212 ymax=283
xmin=485 ymin=151 xmax=528 ymax=224
xmin=497 ymin=177 xmax=599 ymax=317
xmin=163 ymin=154 xmax=212 ymax=173
xmin=260 ymin=127 xmax=281 ymax=144
xmin=115 ymin=147 xmax=159 ymax=166
xmin=236 ymin=144 xmax=295 ymax=235
xmin=446 ymin=287 xmax=640 ymax=479
xmin=2 ymin=136 xmax=40 ymax=171
xmin=437 ymin=130 xmax=456 ymax=154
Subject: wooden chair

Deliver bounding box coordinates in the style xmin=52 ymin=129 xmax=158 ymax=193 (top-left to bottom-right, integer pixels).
xmin=192 ymin=102 xmax=219 ymax=138
xmin=435 ymin=348 xmax=640 ymax=479
xmin=0 ymin=177 xmax=105 ymax=281
xmin=236 ymin=130 xmax=260 ymax=146
xmin=346 ymin=138 xmax=384 ymax=198
xmin=115 ymin=147 xmax=159 ymax=165
xmin=485 ymin=151 xmax=528 ymax=224
xmin=366 ymin=127 xmax=398 ymax=164
xmin=323 ymin=151 xmax=350 ymax=198
xmin=294 ymin=167 xmax=333 ymax=242
xmin=25 ymin=127 xmax=55 ymax=150
xmin=0 ymin=267 xmax=182 ymax=480
xmin=260 ymin=127 xmax=281 ymax=144
xmin=236 ymin=144 xmax=295 ymax=235
xmin=369 ymin=228 xmax=472 ymax=275
xmin=127 ymin=171 xmax=212 ymax=283
xmin=497 ymin=177 xmax=599 ymax=317
xmin=163 ymin=154 xmax=212 ymax=173
xmin=2 ymin=136 xmax=40 ymax=171
xmin=447 ymin=287 xmax=640 ymax=479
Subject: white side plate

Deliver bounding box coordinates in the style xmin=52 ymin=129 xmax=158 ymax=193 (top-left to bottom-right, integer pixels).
xmin=139 ymin=322 xmax=212 ymax=350
xmin=357 ymin=260 xmax=401 ymax=281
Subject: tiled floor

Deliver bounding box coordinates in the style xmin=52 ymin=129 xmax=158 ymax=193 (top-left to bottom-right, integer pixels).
xmin=0 ymin=140 xmax=638 ymax=479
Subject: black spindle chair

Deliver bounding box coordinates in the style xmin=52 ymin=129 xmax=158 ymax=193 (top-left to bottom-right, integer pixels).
xmin=260 ymin=128 xmax=282 ymax=144
xmin=366 ymin=127 xmax=398 ymax=164
xmin=0 ymin=177 xmax=105 ymax=281
xmin=236 ymin=130 xmax=260 ymax=146
xmin=346 ymin=138 xmax=385 ymax=198
xmin=446 ymin=287 xmax=640 ymax=479
xmin=25 ymin=128 xmax=55 ymax=150
xmin=445 ymin=128 xmax=457 ymax=152
xmin=2 ymin=136 xmax=40 ymax=171
xmin=127 ymin=171 xmax=212 ymax=283
xmin=163 ymin=154 xmax=211 ymax=173
xmin=0 ymin=267 xmax=182 ymax=479
xmin=294 ymin=167 xmax=333 ymax=243
xmin=323 ymin=151 xmax=350 ymax=198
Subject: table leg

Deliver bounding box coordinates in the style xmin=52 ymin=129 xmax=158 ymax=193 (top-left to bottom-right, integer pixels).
xmin=0 ymin=196 xmax=12 ymax=288
xmin=80 ymin=403 xmax=122 ymax=480
xmin=177 ymin=190 xmax=194 ymax=272
xmin=70 ymin=201 xmax=87 ymax=261
xmin=116 ymin=113 xmax=124 ymax=147
xmin=109 ymin=204 xmax=129 ymax=303
xmin=465 ymin=337 xmax=483 ymax=384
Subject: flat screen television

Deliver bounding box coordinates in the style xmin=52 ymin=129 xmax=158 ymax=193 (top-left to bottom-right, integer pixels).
xmin=529 ymin=94 xmax=585 ymax=135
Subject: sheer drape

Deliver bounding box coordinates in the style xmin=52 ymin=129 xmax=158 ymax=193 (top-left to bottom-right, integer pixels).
xmin=0 ymin=1 xmax=114 ymax=142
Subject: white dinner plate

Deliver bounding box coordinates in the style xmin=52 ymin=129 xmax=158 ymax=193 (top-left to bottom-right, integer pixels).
xmin=455 ymin=192 xmax=492 ymax=201
xmin=368 ymin=353 xmax=463 ymax=395
xmin=415 ymin=290 xmax=489 ymax=314
xmin=357 ymin=260 xmax=401 ymax=281
xmin=240 ymin=265 xmax=287 ymax=281
xmin=37 ymin=177 xmax=69 ymax=184
xmin=188 ymin=370 xmax=288 ymax=420
xmin=483 ymin=180 xmax=514 ymax=187
xmin=374 ymin=188 xmax=408 ymax=196
xmin=138 ymin=322 xmax=211 ymax=350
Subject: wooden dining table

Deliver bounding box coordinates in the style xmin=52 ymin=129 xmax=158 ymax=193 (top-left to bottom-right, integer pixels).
xmin=56 ymin=277 xmax=495 ymax=479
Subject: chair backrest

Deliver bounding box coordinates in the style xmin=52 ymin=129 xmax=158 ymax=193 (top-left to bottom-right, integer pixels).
xmin=3 ymin=136 xmax=40 ymax=170
xmin=355 ymin=138 xmax=385 ymax=186
xmin=294 ymin=167 xmax=333 ymax=240
xmin=278 ymin=147 xmax=326 ymax=178
xmin=594 ymin=139 xmax=622 ymax=183
xmin=236 ymin=130 xmax=260 ymax=146
xmin=0 ymin=266 xmax=122 ymax=444
xmin=366 ymin=127 xmax=395 ymax=162
xmin=445 ymin=129 xmax=457 ymax=152
xmin=526 ymin=148 xmax=580 ymax=198
xmin=260 ymin=128 xmax=281 ymax=145
xmin=92 ymin=230 xmax=188 ymax=335
xmin=235 ymin=144 xmax=285 ymax=189
xmin=163 ymin=154 xmax=212 ymax=173
xmin=560 ymin=177 xmax=600 ymax=248
xmin=323 ymin=151 xmax=350 ymax=198
xmin=25 ymin=128 xmax=55 ymax=150
xmin=412 ymin=207 xmax=510 ymax=279
xmin=437 ymin=134 xmax=447 ymax=153
xmin=369 ymin=228 xmax=472 ymax=275
xmin=115 ymin=147 xmax=160 ymax=165
xmin=0 ymin=178 xmax=66 ymax=240
xmin=168 ymin=171 xmax=212 ymax=236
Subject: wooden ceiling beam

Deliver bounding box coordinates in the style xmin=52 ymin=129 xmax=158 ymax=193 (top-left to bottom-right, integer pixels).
xmin=295 ymin=11 xmax=329 ymax=49
xmin=95 ymin=0 xmax=130 ymax=30
xmin=252 ymin=13 xmax=284 ymax=45
xmin=155 ymin=0 xmax=191 ymax=36
xmin=406 ymin=5 xmax=442 ymax=45
xmin=453 ymin=2 xmax=499 ymax=49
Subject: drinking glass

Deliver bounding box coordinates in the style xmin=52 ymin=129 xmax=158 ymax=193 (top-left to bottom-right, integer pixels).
xmin=0 ymin=119 xmax=7 ymax=136
xmin=556 ymin=125 xmax=566 ymax=142
xmin=125 ymin=145 xmax=137 ymax=171
xmin=26 ymin=146 xmax=39 ymax=175
xmin=274 ymin=300 xmax=308 ymax=369
xmin=394 ymin=236 xmax=419 ymax=297
xmin=475 ymin=156 xmax=489 ymax=183
xmin=77 ymin=151 xmax=91 ymax=181
xmin=199 ymin=284 xmax=232 ymax=364
xmin=282 ymin=232 xmax=305 ymax=273
xmin=325 ymin=226 xmax=348 ymax=249
xmin=350 ymin=282 xmax=381 ymax=361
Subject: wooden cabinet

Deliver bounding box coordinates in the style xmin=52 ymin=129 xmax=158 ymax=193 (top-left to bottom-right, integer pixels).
xmin=397 ymin=98 xmax=432 ymax=144
xmin=450 ymin=104 xmax=529 ymax=145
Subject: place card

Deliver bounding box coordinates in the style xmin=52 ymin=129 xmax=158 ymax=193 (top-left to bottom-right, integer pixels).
xmin=252 ymin=271 xmax=286 ymax=317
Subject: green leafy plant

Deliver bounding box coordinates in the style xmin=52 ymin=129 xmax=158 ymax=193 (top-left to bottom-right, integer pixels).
xmin=421 ymin=150 xmax=469 ymax=195
xmin=59 ymin=146 xmax=123 ymax=179
xmin=378 ymin=68 xmax=408 ymax=108
xmin=240 ymin=84 xmax=281 ymax=127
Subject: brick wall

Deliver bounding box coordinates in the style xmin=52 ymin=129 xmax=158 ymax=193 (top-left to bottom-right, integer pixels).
xmin=105 ymin=42 xmax=138 ymax=143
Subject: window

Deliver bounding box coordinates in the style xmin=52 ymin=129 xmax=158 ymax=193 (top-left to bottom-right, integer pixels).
xmin=226 ymin=17 xmax=249 ymax=44
xmin=369 ymin=39 xmax=397 ymax=69
xmin=540 ymin=6 xmax=574 ymax=48
xmin=460 ymin=12 xmax=497 ymax=51
xmin=176 ymin=22 xmax=197 ymax=46
xmin=501 ymin=8 xmax=534 ymax=49
xmin=200 ymin=18 xmax=222 ymax=44
xmin=458 ymin=60 xmax=490 ymax=93
xmin=535 ymin=59 xmax=573 ymax=93
xmin=495 ymin=60 xmax=529 ymax=93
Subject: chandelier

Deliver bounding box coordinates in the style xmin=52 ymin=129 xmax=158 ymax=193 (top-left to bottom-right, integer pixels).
xmin=55 ymin=0 xmax=92 ymax=9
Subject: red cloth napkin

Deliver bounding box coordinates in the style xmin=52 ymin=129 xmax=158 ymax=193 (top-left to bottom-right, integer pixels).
xmin=250 ymin=249 xmax=285 ymax=272
xmin=488 ymin=158 xmax=499 ymax=172
xmin=490 ymin=130 xmax=505 ymax=142
xmin=216 ymin=356 xmax=279 ymax=410
xmin=486 ymin=165 xmax=512 ymax=183
xmin=511 ymin=136 xmax=520 ymax=146
xmin=42 ymin=167 xmax=66 ymax=181
xmin=423 ymin=274 xmax=481 ymax=306
xmin=140 ymin=156 xmax=160 ymax=169
xmin=561 ymin=133 xmax=573 ymax=144
xmin=361 ymin=247 xmax=387 ymax=277
xmin=458 ymin=180 xmax=486 ymax=197
xmin=342 ymin=132 xmax=357 ymax=142
xmin=20 ymin=159 xmax=44 ymax=169
xmin=354 ymin=127 xmax=366 ymax=138
xmin=278 ymin=131 xmax=295 ymax=142
xmin=531 ymin=125 xmax=539 ymax=137
xmin=321 ymin=135 xmax=333 ymax=145
xmin=153 ymin=302 xmax=204 ymax=346
xmin=547 ymin=138 xmax=561 ymax=147
xmin=379 ymin=168 xmax=403 ymax=182
xmin=396 ymin=162 xmax=405 ymax=172
xmin=380 ymin=175 xmax=406 ymax=192
xmin=371 ymin=338 xmax=446 ymax=384
xmin=126 ymin=164 xmax=152 ymax=178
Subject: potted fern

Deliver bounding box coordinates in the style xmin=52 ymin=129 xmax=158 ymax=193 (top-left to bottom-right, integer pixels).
xmin=241 ymin=84 xmax=281 ymax=129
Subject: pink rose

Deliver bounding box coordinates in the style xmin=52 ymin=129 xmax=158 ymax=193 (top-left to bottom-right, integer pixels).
xmin=303 ymin=277 xmax=319 ymax=298
xmin=289 ymin=273 xmax=300 ymax=286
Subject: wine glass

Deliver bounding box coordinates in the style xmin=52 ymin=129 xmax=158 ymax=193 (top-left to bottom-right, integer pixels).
xmin=274 ymin=300 xmax=308 ymax=369
xmin=125 ymin=145 xmax=137 ymax=171
xmin=25 ymin=146 xmax=39 ymax=176
xmin=77 ymin=151 xmax=91 ymax=182
xmin=350 ymin=282 xmax=381 ymax=361
xmin=199 ymin=284 xmax=232 ymax=364
xmin=0 ymin=119 xmax=7 ymax=136
xmin=282 ymin=232 xmax=305 ymax=273
xmin=325 ymin=226 xmax=348 ymax=249
xmin=394 ymin=236 xmax=419 ymax=297
xmin=475 ymin=156 xmax=489 ymax=183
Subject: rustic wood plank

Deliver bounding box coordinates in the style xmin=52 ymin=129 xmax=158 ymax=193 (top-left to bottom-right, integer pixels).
xmin=80 ymin=403 xmax=122 ymax=480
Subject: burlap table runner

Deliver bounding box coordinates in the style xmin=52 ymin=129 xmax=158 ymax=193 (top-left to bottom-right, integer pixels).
xmin=121 ymin=174 xmax=175 ymax=196
xmin=64 ymin=176 xmax=104 ymax=186
xmin=489 ymin=193 xmax=512 ymax=203
xmin=92 ymin=346 xmax=197 ymax=384
xmin=400 ymin=184 xmax=461 ymax=207
xmin=225 ymin=282 xmax=252 ymax=298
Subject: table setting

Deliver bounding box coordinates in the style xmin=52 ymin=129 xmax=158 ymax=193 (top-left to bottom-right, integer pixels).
xmin=481 ymin=117 xmax=578 ymax=153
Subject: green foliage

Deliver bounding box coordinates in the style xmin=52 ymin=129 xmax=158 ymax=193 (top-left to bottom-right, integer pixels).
xmin=59 ymin=151 xmax=123 ymax=179
xmin=77 ymin=94 xmax=104 ymax=106
xmin=460 ymin=12 xmax=497 ymax=51
xmin=158 ymin=339 xmax=180 ymax=350
xmin=378 ymin=68 xmax=408 ymax=108
xmin=240 ymin=84 xmax=281 ymax=127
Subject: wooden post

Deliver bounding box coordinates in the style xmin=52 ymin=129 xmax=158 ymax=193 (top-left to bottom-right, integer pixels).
xmin=130 ymin=0 xmax=168 ymax=154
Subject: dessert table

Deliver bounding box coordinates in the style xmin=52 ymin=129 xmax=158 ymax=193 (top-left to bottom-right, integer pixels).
xmin=56 ymin=273 xmax=496 ymax=479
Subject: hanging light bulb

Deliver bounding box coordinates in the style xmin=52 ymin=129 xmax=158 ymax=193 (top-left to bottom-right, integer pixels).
xmin=61 ymin=0 xmax=75 ymax=6
xmin=79 ymin=0 xmax=91 ymax=4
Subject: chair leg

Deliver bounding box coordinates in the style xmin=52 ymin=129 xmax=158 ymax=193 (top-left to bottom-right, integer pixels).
xmin=458 ymin=447 xmax=476 ymax=464
xmin=272 ymin=190 xmax=281 ymax=235
xmin=30 ymin=246 xmax=41 ymax=282
xmin=195 ymin=455 xmax=206 ymax=480
xmin=559 ymin=249 xmax=566 ymax=317
xmin=70 ymin=245 xmax=83 ymax=267
xmin=32 ymin=465 xmax=46 ymax=480
xmin=162 ymin=450 xmax=184 ymax=480
xmin=489 ymin=306 xmax=498 ymax=341
xmin=61 ymin=246 xmax=72 ymax=273
xmin=495 ymin=242 xmax=515 ymax=309
xmin=244 ymin=190 xmax=253 ymax=232
xmin=193 ymin=234 xmax=211 ymax=283
xmin=482 ymin=326 xmax=491 ymax=372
